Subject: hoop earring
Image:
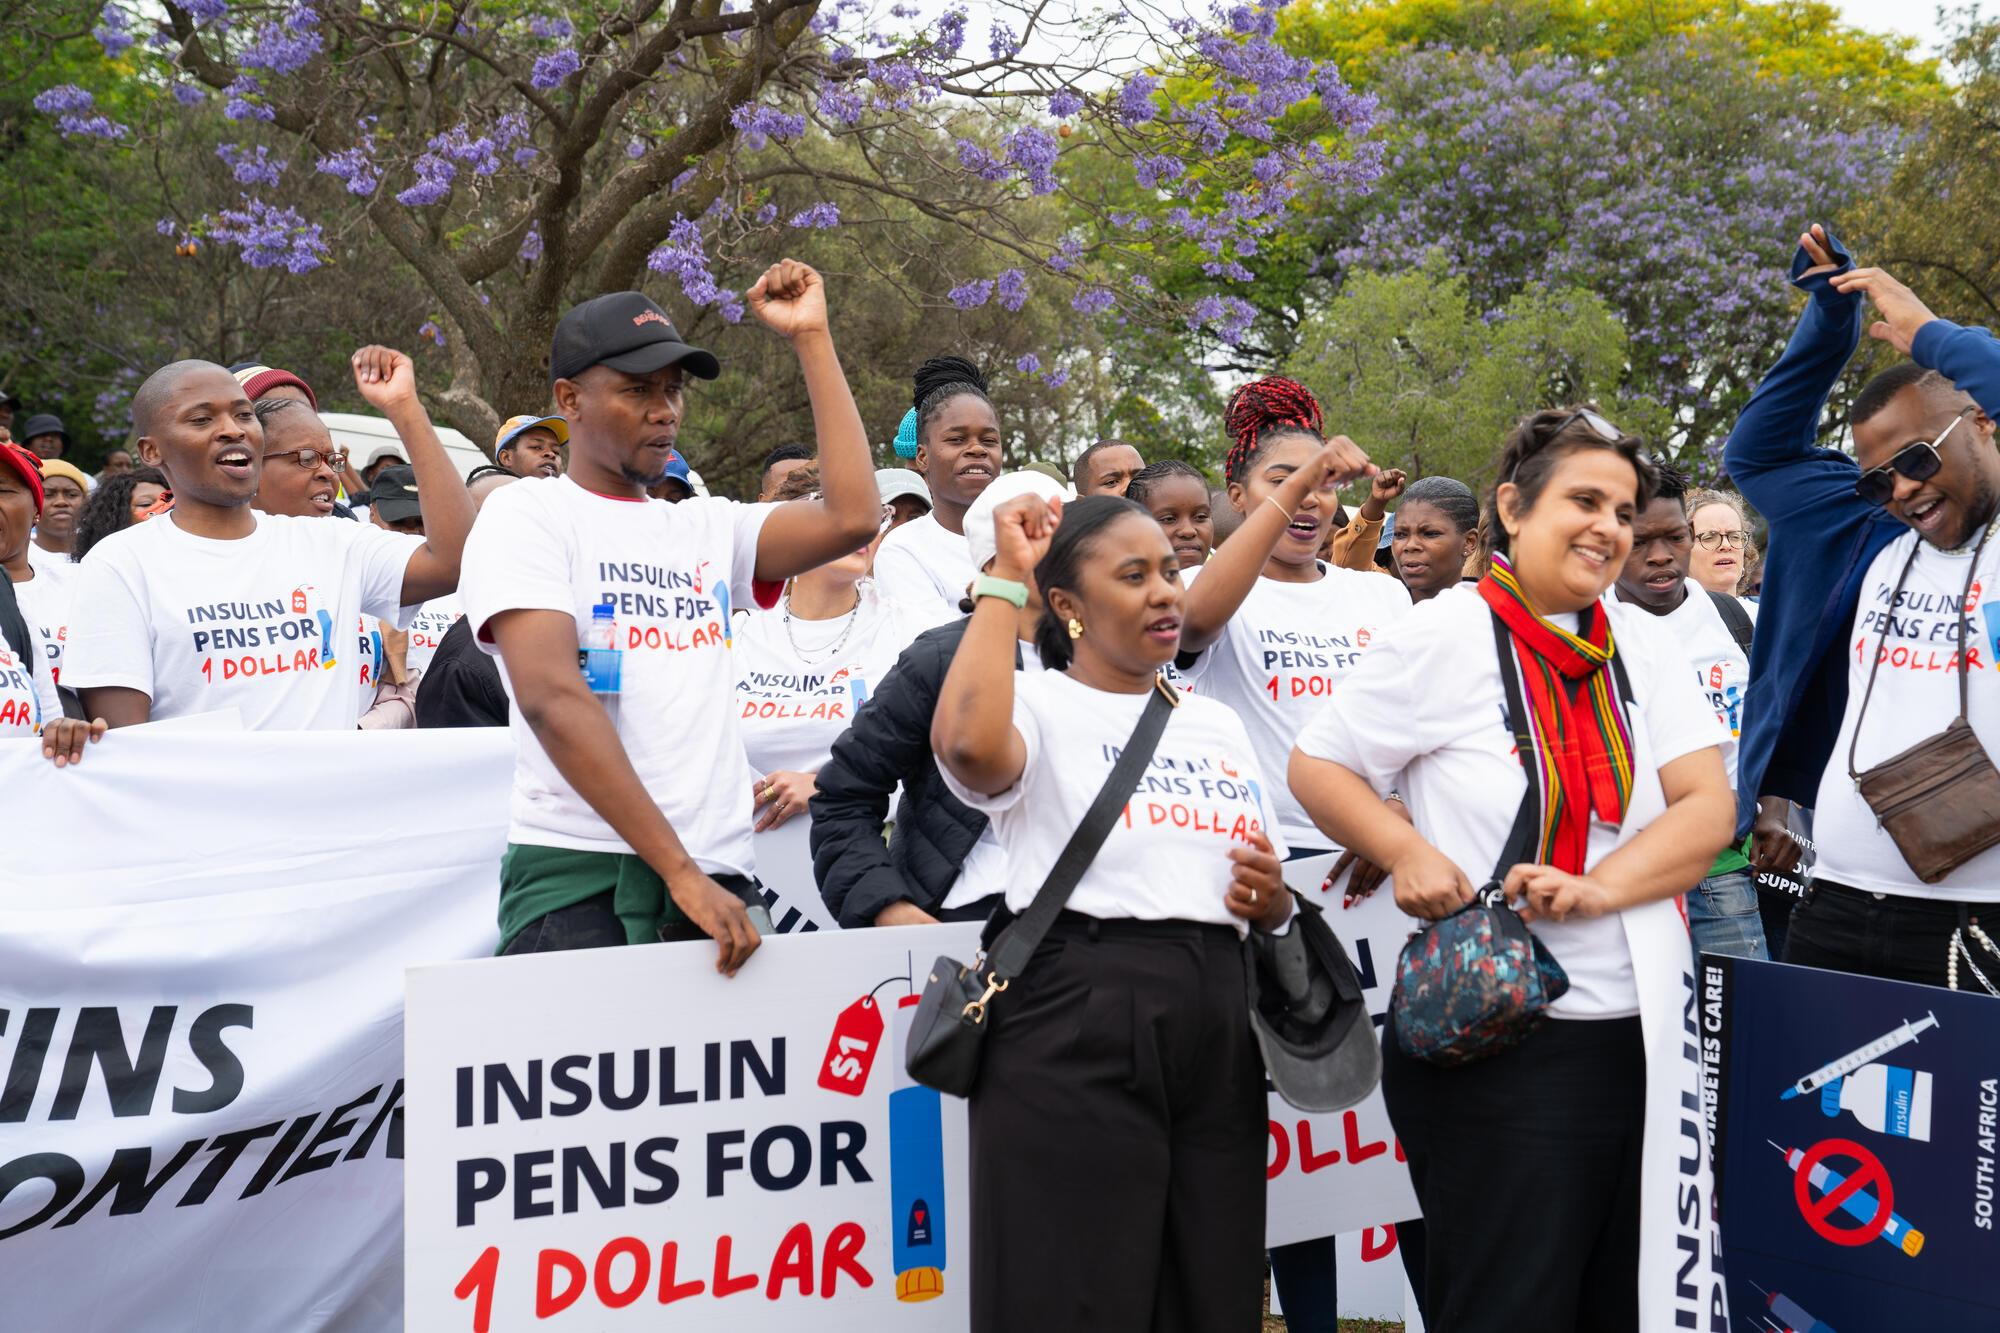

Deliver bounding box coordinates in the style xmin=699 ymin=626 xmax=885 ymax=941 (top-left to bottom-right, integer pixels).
xmin=1067 ymin=617 xmax=1084 ymax=640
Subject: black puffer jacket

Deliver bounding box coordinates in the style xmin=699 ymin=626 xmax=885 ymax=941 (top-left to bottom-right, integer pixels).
xmin=810 ymin=618 xmax=1017 ymax=927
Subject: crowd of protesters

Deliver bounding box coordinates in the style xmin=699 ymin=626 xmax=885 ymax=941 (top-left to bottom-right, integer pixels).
xmin=7 ymin=221 xmax=2000 ymax=1333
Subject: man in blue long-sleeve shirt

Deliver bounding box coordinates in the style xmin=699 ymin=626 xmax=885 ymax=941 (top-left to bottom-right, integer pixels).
xmin=1725 ymin=223 xmax=2000 ymax=991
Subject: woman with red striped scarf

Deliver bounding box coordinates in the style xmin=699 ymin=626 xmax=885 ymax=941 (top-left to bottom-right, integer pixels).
xmin=1286 ymin=408 xmax=1737 ymax=1332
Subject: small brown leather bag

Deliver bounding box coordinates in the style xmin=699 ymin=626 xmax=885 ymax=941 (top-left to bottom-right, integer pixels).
xmin=1847 ymin=526 xmax=2000 ymax=883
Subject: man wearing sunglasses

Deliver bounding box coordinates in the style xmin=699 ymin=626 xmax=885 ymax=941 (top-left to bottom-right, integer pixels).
xmin=1724 ymin=223 xmax=2000 ymax=991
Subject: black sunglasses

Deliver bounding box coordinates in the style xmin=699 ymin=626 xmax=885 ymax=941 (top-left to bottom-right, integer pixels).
xmin=1854 ymin=410 xmax=1974 ymax=507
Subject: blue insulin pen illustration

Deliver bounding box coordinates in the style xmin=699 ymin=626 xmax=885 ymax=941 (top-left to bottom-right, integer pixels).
xmin=1746 ymin=1282 xmax=1835 ymax=1333
xmin=1770 ymin=1142 xmax=1925 ymax=1257
xmin=889 ymin=993 xmax=947 ymax=1302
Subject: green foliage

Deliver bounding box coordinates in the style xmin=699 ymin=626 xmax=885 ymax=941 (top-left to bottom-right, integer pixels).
xmin=1283 ymin=255 xmax=1640 ymax=486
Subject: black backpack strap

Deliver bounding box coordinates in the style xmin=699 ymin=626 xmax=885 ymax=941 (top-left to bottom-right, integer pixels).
xmin=987 ymin=675 xmax=1180 ymax=980
xmin=1489 ymin=613 xmax=1546 ymax=887
xmin=0 ymin=572 xmax=31 ymax=672
xmin=1706 ymin=588 xmax=1754 ymax=656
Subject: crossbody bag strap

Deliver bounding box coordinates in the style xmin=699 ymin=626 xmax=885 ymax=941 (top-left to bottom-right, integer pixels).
xmin=986 ymin=675 xmax=1181 ymax=981
xmin=1490 ymin=612 xmax=1548 ymax=888
xmin=1848 ymin=539 xmax=1928 ymax=780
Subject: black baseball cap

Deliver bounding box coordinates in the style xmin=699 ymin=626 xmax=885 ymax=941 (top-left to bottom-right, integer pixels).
xmin=549 ymin=292 xmax=721 ymax=385
xmin=367 ymin=464 xmax=423 ymax=524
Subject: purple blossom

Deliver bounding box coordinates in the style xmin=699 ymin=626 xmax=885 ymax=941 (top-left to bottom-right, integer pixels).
xmin=1002 ymin=127 xmax=1059 ymax=195
xmin=206 ymin=196 xmax=327 ymax=272
xmin=1071 ymin=287 xmax=1115 ymax=315
xmin=418 ymin=320 xmax=445 ymax=347
xmin=932 ymin=9 xmax=966 ymax=57
xmin=518 ymin=223 xmax=543 ymax=263
xmin=719 ymin=295 xmax=746 ymax=324
xmin=1016 ymin=353 xmax=1041 ymax=374
xmin=224 ymin=75 xmax=275 ymax=122
xmin=217 ymin=142 xmax=287 ymax=186
xmin=988 ymin=23 xmax=1018 ymax=59
xmin=1133 ymin=153 xmax=1184 ymax=190
xmin=730 ymin=103 xmax=807 ymax=151
xmin=527 ymin=14 xmax=573 ymax=39
xmin=316 ymin=145 xmax=379 ymax=195
xmin=996 ymin=268 xmax=1029 ymax=311
xmin=956 ymin=138 xmax=1006 ymax=182
xmin=627 ymin=138 xmax=646 ymax=159
xmin=788 ymin=202 xmax=840 ymax=229
xmin=948 ymin=280 xmax=993 ymax=309
xmin=754 ymin=203 xmax=778 ymax=225
xmin=172 ymin=83 xmax=205 ymax=106
xmin=155 ymin=218 xmax=178 ymax=236
xmin=182 ymin=0 xmax=228 ymax=18
xmin=512 ymin=146 xmax=540 ymax=167
xmin=1048 ymin=89 xmax=1084 ymax=119
xmin=531 ymin=48 xmax=580 ymax=89
xmin=1117 ymin=74 xmax=1159 ymax=126
xmin=817 ymin=86 xmax=865 ymax=125
xmin=94 ymin=4 xmax=134 ymax=58
xmin=395 ymin=153 xmax=455 ymax=207
xmin=647 ymin=216 xmax=723 ymax=306
xmin=32 ymin=85 xmax=95 ymax=115
xmin=1045 ymin=367 xmax=1068 ymax=389
xmin=241 ymin=6 xmax=323 ymax=76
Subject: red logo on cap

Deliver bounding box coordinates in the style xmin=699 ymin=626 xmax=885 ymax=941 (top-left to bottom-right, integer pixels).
xmin=632 ymin=311 xmax=669 ymax=328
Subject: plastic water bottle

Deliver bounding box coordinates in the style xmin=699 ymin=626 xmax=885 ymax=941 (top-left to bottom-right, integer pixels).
xmin=582 ymin=602 xmax=622 ymax=722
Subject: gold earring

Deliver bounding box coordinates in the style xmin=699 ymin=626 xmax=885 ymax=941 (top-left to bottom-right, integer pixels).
xmin=1067 ymin=617 xmax=1084 ymax=640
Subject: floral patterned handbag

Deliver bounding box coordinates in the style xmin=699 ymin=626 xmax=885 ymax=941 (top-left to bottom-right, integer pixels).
xmin=1388 ymin=613 xmax=1575 ymax=1067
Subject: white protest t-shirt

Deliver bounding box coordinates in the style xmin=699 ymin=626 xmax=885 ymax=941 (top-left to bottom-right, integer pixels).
xmin=12 ymin=567 xmax=71 ymax=689
xmin=26 ymin=542 xmax=77 ymax=592
xmin=0 ymin=604 xmax=61 ymax=736
xmin=62 ymin=510 xmax=422 ymax=731
xmin=733 ymin=583 xmax=931 ymax=777
xmin=459 ymin=477 xmax=775 ymax=872
xmin=1183 ymin=562 xmax=1412 ymax=847
xmin=406 ymin=593 xmax=464 ymax=678
xmin=942 ymin=671 xmax=1287 ymax=929
xmin=1815 ymin=527 xmax=2000 ymax=901
xmin=1649 ymin=584 xmax=1751 ymax=786
xmin=871 ymin=513 xmax=973 ymax=627
xmin=353 ymin=615 xmax=387 ymax=713
xmin=1294 ymin=586 xmax=1725 ymax=1017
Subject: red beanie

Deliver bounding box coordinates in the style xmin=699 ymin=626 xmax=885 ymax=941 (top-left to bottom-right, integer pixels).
xmin=234 ymin=364 xmax=318 ymax=409
xmin=0 ymin=442 xmax=45 ymax=516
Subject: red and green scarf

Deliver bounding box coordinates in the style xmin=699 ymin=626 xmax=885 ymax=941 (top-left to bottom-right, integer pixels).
xmin=1478 ymin=553 xmax=1636 ymax=874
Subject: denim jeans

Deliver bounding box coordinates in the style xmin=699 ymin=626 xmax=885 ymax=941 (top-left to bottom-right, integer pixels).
xmin=1687 ymin=871 xmax=1768 ymax=963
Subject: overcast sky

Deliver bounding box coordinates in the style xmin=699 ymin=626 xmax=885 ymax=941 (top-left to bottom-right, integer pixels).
xmin=1835 ymin=0 xmax=1953 ymax=57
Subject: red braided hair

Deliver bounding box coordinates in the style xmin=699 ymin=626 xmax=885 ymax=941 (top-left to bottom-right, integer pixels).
xmin=1222 ymin=376 xmax=1324 ymax=483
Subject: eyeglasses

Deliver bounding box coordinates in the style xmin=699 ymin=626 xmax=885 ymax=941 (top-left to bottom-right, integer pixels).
xmin=1549 ymin=408 xmax=1624 ymax=444
xmin=1693 ymin=529 xmax=1749 ymax=551
xmin=1854 ymin=410 xmax=1974 ymax=506
xmin=263 ymin=447 xmax=349 ymax=472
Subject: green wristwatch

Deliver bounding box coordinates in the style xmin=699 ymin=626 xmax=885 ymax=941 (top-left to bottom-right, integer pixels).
xmin=972 ymin=574 xmax=1029 ymax=609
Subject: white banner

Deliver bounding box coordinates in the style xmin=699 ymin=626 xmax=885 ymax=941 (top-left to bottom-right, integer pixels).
xmin=0 ymin=730 xmax=508 ymax=1333
xmin=1266 ymin=854 xmax=1420 ymax=1246
xmin=405 ymin=925 xmax=981 ymax=1331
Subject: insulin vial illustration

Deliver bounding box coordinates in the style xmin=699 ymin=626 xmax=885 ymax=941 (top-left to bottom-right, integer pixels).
xmin=1819 ymin=1062 xmax=1933 ymax=1141
xmin=889 ymin=994 xmax=947 ymax=1301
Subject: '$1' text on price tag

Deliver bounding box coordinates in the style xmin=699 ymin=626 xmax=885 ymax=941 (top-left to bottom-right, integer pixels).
xmin=817 ymin=995 xmax=884 ymax=1096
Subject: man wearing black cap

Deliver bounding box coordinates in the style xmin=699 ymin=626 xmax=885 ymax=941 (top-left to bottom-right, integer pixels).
xmin=459 ymin=259 xmax=878 ymax=977
xmin=19 ymin=414 xmax=69 ymax=461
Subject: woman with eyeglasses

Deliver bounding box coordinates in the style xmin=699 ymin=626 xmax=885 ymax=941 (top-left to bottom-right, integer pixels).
xmin=732 ymin=464 xmax=932 ymax=847
xmin=1684 ymin=489 xmax=1759 ymax=599
xmin=1288 ymin=406 xmax=1735 ymax=1331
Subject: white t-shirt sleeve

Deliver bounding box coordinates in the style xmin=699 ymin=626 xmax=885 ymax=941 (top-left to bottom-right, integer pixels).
xmin=938 ymin=685 xmax=1045 ymax=815
xmin=459 ymin=488 xmax=577 ymax=649
xmin=349 ymin=523 xmax=428 ymax=625
xmin=1628 ymin=616 xmax=1730 ymax=768
xmin=59 ymin=548 xmax=154 ymax=698
xmin=1292 ymin=634 xmax=1427 ymax=793
xmin=726 ymin=499 xmax=779 ymax=610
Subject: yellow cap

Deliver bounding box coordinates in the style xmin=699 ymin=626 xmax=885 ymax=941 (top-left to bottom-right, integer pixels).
xmin=895 ymin=1267 xmax=944 ymax=1302
xmin=494 ymin=414 xmax=569 ymax=452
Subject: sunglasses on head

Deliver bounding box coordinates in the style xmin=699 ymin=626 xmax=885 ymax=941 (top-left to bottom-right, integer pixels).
xmin=1854 ymin=409 xmax=1975 ymax=507
xmin=1549 ymin=408 xmax=1624 ymax=444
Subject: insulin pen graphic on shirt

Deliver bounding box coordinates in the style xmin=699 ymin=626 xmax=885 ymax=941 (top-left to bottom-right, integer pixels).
xmin=1780 ymin=1013 xmax=1941 ymax=1142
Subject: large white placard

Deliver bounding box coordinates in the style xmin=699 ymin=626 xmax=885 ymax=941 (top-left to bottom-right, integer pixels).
xmin=406 ymin=925 xmax=981 ymax=1331
xmin=0 ymin=729 xmax=509 ymax=1333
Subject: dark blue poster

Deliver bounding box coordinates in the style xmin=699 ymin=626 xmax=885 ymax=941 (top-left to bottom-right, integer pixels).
xmin=1704 ymin=956 xmax=2000 ymax=1330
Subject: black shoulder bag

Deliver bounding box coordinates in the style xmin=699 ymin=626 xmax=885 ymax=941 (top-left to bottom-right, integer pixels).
xmin=905 ymin=674 xmax=1179 ymax=1097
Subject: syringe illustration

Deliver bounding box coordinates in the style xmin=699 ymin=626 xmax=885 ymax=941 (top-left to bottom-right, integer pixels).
xmin=1780 ymin=1012 xmax=1937 ymax=1101
xmin=1770 ymin=1142 xmax=1925 ymax=1256
xmin=1746 ymin=1281 xmax=1836 ymax=1332
xmin=889 ymin=993 xmax=947 ymax=1302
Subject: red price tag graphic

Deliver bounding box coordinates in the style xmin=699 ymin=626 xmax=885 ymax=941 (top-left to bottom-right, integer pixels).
xmin=817 ymin=995 xmax=884 ymax=1096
